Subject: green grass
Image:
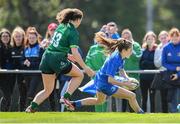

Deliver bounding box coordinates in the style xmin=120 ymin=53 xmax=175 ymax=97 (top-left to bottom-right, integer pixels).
xmin=0 ymin=112 xmax=180 ymax=123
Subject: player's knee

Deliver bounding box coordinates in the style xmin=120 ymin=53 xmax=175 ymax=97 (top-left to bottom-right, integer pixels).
xmin=78 ymin=71 xmax=84 ymax=80
xmin=44 ymin=88 xmax=53 ymax=96
xmin=129 ymin=92 xmax=136 ymax=99
xmin=96 ymin=98 xmax=105 ymax=105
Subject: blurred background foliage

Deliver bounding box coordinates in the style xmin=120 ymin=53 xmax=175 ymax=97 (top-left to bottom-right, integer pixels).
xmin=0 ymin=0 xmax=180 ymax=53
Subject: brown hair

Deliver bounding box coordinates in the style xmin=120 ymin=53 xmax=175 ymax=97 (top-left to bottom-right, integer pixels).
xmin=169 ymin=28 xmax=180 ymax=38
xmin=142 ymin=31 xmax=157 ymax=49
xmin=24 ymin=27 xmax=41 ymax=47
xmin=95 ymin=32 xmax=132 ymax=54
xmin=121 ymin=28 xmax=134 ymax=42
xmin=0 ymin=28 xmax=11 ymax=46
xmin=109 ymin=38 xmax=133 ymax=54
xmin=95 ymin=32 xmax=117 ymax=48
xmin=11 ymin=26 xmax=25 ymax=47
xmin=56 ymin=8 xmax=83 ymax=24
xmin=56 ymin=8 xmax=70 ymax=23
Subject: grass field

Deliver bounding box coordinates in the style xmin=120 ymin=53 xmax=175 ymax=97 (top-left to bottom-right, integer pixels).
xmin=0 ymin=112 xmax=180 ymax=123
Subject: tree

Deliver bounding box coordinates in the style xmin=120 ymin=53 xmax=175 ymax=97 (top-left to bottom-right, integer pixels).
xmin=0 ymin=0 xmax=179 ymax=53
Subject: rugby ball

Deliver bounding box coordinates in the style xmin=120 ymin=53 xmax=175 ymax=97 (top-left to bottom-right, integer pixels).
xmin=114 ymin=76 xmax=139 ymax=90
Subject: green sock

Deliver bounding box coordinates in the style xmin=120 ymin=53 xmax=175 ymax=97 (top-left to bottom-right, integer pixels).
xmin=64 ymin=92 xmax=71 ymax=99
xmin=31 ymin=102 xmax=39 ymax=110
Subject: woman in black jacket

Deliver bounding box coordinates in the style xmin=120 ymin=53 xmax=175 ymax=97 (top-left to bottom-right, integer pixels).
xmin=139 ymin=31 xmax=157 ymax=112
xmin=11 ymin=26 xmax=26 ymax=111
xmin=0 ymin=28 xmax=15 ymax=111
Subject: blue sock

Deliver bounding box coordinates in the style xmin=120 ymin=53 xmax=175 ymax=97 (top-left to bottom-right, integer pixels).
xmin=137 ymin=109 xmax=145 ymax=114
xmin=74 ymin=100 xmax=82 ymax=108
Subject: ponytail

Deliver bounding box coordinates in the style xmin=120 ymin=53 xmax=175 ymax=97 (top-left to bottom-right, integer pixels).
xmin=94 ymin=32 xmax=132 ymax=54
xmin=107 ymin=38 xmax=132 ymax=54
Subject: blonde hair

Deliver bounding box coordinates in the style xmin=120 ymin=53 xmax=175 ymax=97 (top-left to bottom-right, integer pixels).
xmin=11 ymin=26 xmax=25 ymax=47
xmin=158 ymin=30 xmax=168 ymax=41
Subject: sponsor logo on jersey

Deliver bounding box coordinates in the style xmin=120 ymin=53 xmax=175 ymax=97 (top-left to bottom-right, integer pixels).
xmin=167 ymin=52 xmax=172 ymax=56
xmin=111 ymin=86 xmax=116 ymax=92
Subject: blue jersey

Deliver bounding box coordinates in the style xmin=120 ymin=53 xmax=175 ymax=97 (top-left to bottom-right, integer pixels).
xmin=22 ymin=43 xmax=43 ymax=70
xmin=111 ymin=33 xmax=120 ymax=39
xmin=95 ymin=50 xmax=125 ymax=96
xmin=162 ymin=42 xmax=180 ymax=77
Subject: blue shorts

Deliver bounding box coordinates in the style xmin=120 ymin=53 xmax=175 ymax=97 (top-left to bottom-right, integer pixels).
xmin=94 ymin=72 xmax=119 ymax=96
xmin=95 ymin=80 xmax=118 ymax=96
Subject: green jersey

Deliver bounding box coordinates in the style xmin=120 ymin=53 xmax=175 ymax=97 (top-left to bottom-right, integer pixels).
xmin=85 ymin=44 xmax=107 ymax=71
xmin=47 ymin=23 xmax=79 ymax=54
xmin=124 ymin=41 xmax=142 ymax=79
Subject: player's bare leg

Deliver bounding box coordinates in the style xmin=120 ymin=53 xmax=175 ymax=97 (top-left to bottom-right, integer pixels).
xmin=60 ymin=63 xmax=84 ymax=110
xmin=112 ymin=87 xmax=144 ymax=113
xmin=25 ymin=74 xmax=56 ymax=113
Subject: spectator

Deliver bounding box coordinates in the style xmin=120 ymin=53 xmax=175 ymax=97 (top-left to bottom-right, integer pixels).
xmin=99 ymin=25 xmax=109 ymax=37
xmin=84 ymin=31 xmax=108 ymax=112
xmin=162 ymin=28 xmax=180 ymax=113
xmin=11 ymin=26 xmax=26 ymax=111
xmin=40 ymin=23 xmax=58 ymax=49
xmin=151 ymin=30 xmax=169 ymax=113
xmin=0 ymin=28 xmax=15 ymax=111
xmin=22 ymin=27 xmax=43 ymax=105
xmin=121 ymin=29 xmax=142 ymax=112
xmin=106 ymin=22 xmax=120 ymax=39
xmin=139 ymin=31 xmax=157 ymax=112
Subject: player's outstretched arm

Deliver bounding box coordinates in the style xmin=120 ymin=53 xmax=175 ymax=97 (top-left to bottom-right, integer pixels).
xmin=71 ymin=47 xmax=95 ymax=77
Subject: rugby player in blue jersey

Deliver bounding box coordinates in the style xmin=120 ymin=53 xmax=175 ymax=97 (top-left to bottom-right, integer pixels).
xmin=71 ymin=37 xmax=144 ymax=113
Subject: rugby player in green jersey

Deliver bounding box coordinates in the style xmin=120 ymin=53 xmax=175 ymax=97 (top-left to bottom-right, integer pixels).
xmin=25 ymin=8 xmax=95 ymax=113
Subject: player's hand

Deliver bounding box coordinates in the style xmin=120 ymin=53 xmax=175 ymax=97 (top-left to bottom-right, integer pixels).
xmin=67 ymin=54 xmax=76 ymax=62
xmin=170 ymin=74 xmax=178 ymax=81
xmin=84 ymin=66 xmax=95 ymax=77
xmin=124 ymin=82 xmax=136 ymax=89
xmin=176 ymin=67 xmax=180 ymax=71
xmin=24 ymin=59 xmax=31 ymax=67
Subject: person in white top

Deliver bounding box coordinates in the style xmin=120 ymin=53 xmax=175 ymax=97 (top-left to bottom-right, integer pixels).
xmin=154 ymin=31 xmax=169 ymax=70
xmin=152 ymin=30 xmax=169 ymax=113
